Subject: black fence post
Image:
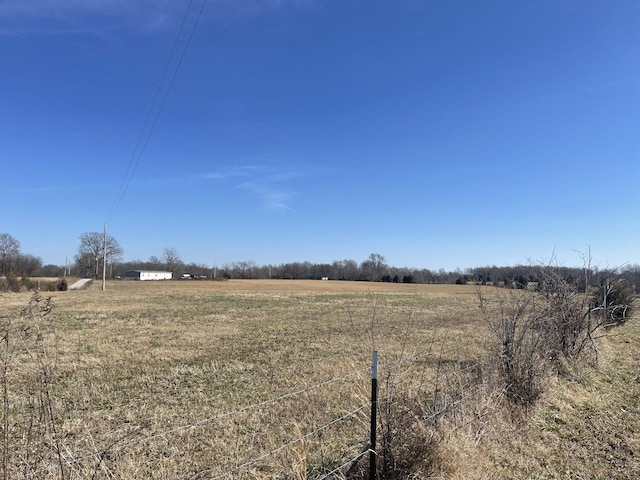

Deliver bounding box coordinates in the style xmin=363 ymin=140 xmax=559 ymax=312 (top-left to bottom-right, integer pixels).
xmin=370 ymin=351 xmax=378 ymax=480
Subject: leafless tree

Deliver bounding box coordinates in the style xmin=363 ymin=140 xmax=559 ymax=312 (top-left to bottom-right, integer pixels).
xmin=13 ymin=254 xmax=42 ymax=277
xmin=233 ymin=260 xmax=256 ymax=279
xmin=0 ymin=233 xmax=20 ymax=276
xmin=331 ymin=259 xmax=359 ymax=280
xmin=361 ymin=253 xmax=388 ymax=281
xmin=76 ymin=232 xmax=123 ymax=278
xmin=162 ymin=247 xmax=182 ymax=273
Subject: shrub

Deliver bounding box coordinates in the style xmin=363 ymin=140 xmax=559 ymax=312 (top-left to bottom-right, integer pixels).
xmin=480 ymin=260 xmax=636 ymax=407
xmin=595 ymin=278 xmax=635 ymax=325
xmin=1 ymin=292 xmax=64 ymax=478
xmin=375 ymin=390 xmax=442 ymax=479
xmin=535 ymin=266 xmax=598 ymax=365
xmin=5 ymin=272 xmax=20 ymax=292
xmin=479 ymin=289 xmax=549 ymax=406
xmin=21 ymin=276 xmax=38 ymax=291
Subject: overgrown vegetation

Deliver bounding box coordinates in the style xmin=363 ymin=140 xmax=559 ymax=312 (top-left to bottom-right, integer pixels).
xmin=0 ymin=275 xmax=69 ymax=293
xmin=1 ymin=291 xmax=63 ymax=479
xmin=480 ymin=288 xmax=549 ymax=406
xmin=479 ymin=260 xmax=635 ymax=407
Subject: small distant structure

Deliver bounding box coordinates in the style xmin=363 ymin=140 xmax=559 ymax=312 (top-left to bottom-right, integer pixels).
xmin=124 ymin=270 xmax=173 ymax=281
xmin=181 ymin=273 xmax=208 ymax=280
xmin=321 ymin=277 xmax=329 ymax=281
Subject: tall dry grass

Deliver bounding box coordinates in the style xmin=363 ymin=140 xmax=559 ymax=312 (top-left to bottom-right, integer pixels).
xmin=0 ymin=279 xmax=637 ymax=478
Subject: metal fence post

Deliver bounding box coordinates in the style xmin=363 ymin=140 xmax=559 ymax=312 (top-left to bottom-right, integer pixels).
xmin=370 ymin=351 xmax=378 ymax=480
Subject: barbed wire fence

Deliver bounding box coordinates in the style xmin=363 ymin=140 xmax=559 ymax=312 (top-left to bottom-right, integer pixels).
xmin=2 ymin=292 xmax=505 ymax=480
xmin=10 ymin=342 xmax=504 ymax=480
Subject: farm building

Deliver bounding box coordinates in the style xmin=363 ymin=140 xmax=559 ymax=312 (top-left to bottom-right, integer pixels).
xmin=124 ymin=270 xmax=173 ymax=281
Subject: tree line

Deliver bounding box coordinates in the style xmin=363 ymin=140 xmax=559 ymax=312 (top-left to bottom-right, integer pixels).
xmin=0 ymin=233 xmax=60 ymax=277
xmin=2 ymin=231 xmax=640 ymax=295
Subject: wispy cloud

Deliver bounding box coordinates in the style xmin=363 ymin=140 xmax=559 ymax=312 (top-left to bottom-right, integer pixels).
xmin=195 ymin=164 xmax=309 ymax=211
xmin=0 ymin=0 xmax=183 ymax=35
xmin=193 ymin=165 xmax=266 ymax=181
xmin=215 ymin=0 xmax=317 ymax=14
xmin=0 ymin=185 xmax=66 ymax=193
xmin=239 ymin=184 xmax=294 ymax=211
xmin=0 ymin=0 xmax=318 ymax=35
xmin=0 ymin=181 xmax=114 ymax=193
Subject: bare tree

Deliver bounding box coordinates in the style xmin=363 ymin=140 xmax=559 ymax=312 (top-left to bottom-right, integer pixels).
xmin=162 ymin=247 xmax=182 ymax=273
xmin=76 ymin=232 xmax=123 ymax=278
xmin=331 ymin=259 xmax=359 ymax=280
xmin=361 ymin=253 xmax=388 ymax=281
xmin=0 ymin=233 xmax=20 ymax=276
xmin=13 ymin=254 xmax=42 ymax=277
xmin=233 ymin=260 xmax=256 ymax=279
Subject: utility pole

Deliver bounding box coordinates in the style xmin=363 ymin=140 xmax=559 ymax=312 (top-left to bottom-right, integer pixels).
xmin=102 ymin=224 xmax=107 ymax=291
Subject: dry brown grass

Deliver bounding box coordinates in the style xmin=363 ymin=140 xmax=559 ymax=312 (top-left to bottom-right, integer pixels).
xmin=439 ymin=304 xmax=640 ymax=480
xmin=0 ymin=280 xmax=637 ymax=479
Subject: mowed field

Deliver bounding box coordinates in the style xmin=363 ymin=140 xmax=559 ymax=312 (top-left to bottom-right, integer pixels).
xmin=1 ymin=279 xmax=638 ymax=479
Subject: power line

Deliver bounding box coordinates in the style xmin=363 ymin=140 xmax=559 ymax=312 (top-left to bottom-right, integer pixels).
xmin=105 ymin=0 xmax=208 ymax=225
xmin=105 ymin=0 xmax=195 ymax=224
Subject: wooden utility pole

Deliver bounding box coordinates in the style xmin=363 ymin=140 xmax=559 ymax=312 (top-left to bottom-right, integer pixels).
xmin=102 ymin=224 xmax=107 ymax=291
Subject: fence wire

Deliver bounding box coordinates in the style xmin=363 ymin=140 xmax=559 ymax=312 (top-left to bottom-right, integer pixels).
xmin=31 ymin=366 xmax=370 ymax=476
xmin=22 ymin=347 xmax=495 ymax=480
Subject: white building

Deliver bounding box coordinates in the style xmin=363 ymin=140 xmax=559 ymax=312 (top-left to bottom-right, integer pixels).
xmin=124 ymin=270 xmax=173 ymax=281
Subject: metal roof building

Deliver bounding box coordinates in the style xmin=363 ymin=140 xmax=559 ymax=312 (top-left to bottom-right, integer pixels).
xmin=123 ymin=270 xmax=173 ymax=281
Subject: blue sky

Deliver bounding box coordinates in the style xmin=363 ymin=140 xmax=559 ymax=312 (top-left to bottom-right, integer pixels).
xmin=1 ymin=0 xmax=639 ymax=271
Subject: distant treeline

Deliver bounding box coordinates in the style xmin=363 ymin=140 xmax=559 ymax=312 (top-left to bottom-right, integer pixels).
xmin=1 ymin=229 xmax=639 ymax=294
xmin=6 ymin=257 xmax=640 ymax=296
xmin=6 ymin=258 xmax=640 ymax=295
xmin=114 ymin=256 xmax=640 ymax=294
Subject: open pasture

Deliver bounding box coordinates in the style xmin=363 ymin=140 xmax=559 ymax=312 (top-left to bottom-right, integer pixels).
xmin=1 ymin=280 xmax=488 ymax=478
xmin=1 ymin=279 xmax=638 ymax=479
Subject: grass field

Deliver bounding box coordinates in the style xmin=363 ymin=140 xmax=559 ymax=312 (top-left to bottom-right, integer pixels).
xmin=1 ymin=279 xmax=638 ymax=479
